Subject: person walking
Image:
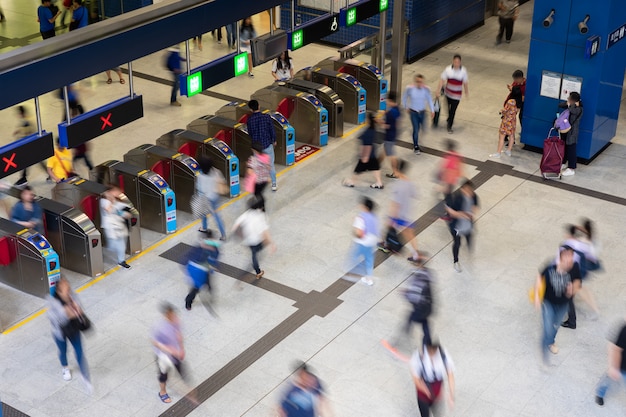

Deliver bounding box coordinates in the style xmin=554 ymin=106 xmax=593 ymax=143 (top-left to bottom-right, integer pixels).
xmin=409 ymin=340 xmax=455 ymax=417
xmin=245 ymin=142 xmax=271 ymax=211
xmin=165 ymin=46 xmax=184 ymax=106
xmin=490 ymin=85 xmax=522 ymax=158
xmin=152 ymin=303 xmax=190 ymax=403
xmin=240 ymin=17 xmax=256 ymax=77
xmin=11 ymin=186 xmax=43 ymax=234
xmin=194 ymin=157 xmax=227 ymax=239
xmin=444 ymin=180 xmax=479 ymax=272
xmin=38 ymin=0 xmax=62 ymax=39
xmin=278 ymin=362 xmax=330 ymax=417
xmin=437 ymin=139 xmax=463 ymax=198
xmin=100 ymin=185 xmax=132 ymax=269
xmin=379 ymin=91 xmax=401 ymax=177
xmin=436 ymin=55 xmax=469 ymax=134
xmin=347 ymin=197 xmax=379 ymax=286
xmin=496 ymin=0 xmax=519 ymax=45
xmin=184 ymin=230 xmax=220 ymax=311
xmin=232 ymin=197 xmax=276 ymax=280
xmin=402 ymin=74 xmax=434 ymax=155
xmin=533 ymin=246 xmax=581 ymax=364
xmin=559 ymin=92 xmax=583 ymax=177
xmin=225 ymin=22 xmax=236 ymax=49
xmin=595 ymin=318 xmax=626 ymax=406
xmin=342 ymin=112 xmax=384 ymax=189
xmin=246 ymin=100 xmax=277 ymax=191
xmin=272 ymin=51 xmax=294 ymax=82
xmin=505 ymin=70 xmax=526 ymax=140
xmin=47 ymin=139 xmax=76 ymax=183
xmin=383 ymin=159 xmax=421 ymax=263
xmin=212 ymin=27 xmax=223 ymax=44
xmin=47 ymin=277 xmax=91 ymax=392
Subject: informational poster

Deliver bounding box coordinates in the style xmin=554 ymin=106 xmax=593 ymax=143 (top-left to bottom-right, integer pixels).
xmin=299 ymin=0 xmax=360 ymax=13
xmin=560 ymin=74 xmax=583 ymax=100
xmin=540 ymin=71 xmax=561 ymax=99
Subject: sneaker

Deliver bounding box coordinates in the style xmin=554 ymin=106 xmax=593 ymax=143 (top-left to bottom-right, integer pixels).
xmin=562 ymin=168 xmax=575 ymax=176
xmin=62 ymin=368 xmax=72 ymax=381
xmin=453 ymin=262 xmax=462 ymax=273
xmin=595 ymin=396 xmax=604 ymax=406
xmin=549 ymin=344 xmax=559 ymax=354
xmin=414 ymin=147 xmax=421 ymax=155
xmin=360 ymin=277 xmax=374 ymax=286
xmin=561 ymin=321 xmax=576 ymax=329
xmin=561 ymin=163 xmax=567 ymax=170
xmin=14 ymin=177 xmax=28 ymax=186
xmin=489 ymin=153 xmax=501 ymax=159
xmin=504 ymin=150 xmax=512 ymax=157
xmin=271 ymin=184 xmax=277 ymax=192
xmin=248 ymin=72 xmax=254 ymax=78
xmin=119 ymin=261 xmax=131 ymax=269
xmin=447 ymin=128 xmax=453 ymax=134
xmin=170 ymin=101 xmax=182 ymax=107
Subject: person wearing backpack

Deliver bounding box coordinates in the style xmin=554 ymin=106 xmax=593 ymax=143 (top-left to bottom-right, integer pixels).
xmin=403 ymin=265 xmax=434 ymax=345
xmin=409 ymin=340 xmax=455 ymax=416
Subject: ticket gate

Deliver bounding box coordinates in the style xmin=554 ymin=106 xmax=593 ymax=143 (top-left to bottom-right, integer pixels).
xmin=156 ymin=129 xmax=240 ymax=197
xmin=52 ymin=177 xmax=142 ymax=255
xmin=124 ymin=145 xmax=199 ymax=213
xmin=186 ymin=116 xmax=253 ymax=177
xmin=250 ymin=86 xmax=329 ymax=146
xmin=296 ymin=67 xmax=366 ymax=125
xmin=283 ymin=79 xmax=344 ymax=137
xmin=91 ymin=161 xmax=176 ymax=234
xmin=216 ymin=102 xmax=296 ymax=166
xmin=317 ymin=58 xmax=388 ymax=112
xmin=0 ymin=218 xmax=60 ymax=298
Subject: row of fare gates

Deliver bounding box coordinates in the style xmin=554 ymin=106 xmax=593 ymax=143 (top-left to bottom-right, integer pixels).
xmin=0 ymin=57 xmax=388 ymax=301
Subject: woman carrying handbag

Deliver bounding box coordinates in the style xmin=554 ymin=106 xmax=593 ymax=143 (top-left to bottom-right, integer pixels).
xmin=47 ymin=277 xmax=92 ymax=392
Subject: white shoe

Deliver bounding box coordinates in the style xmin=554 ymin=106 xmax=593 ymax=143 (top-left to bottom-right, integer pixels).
xmin=504 ymin=150 xmax=512 ymax=157
xmin=360 ymin=277 xmax=374 ymax=286
xmin=271 ymin=184 xmax=277 ymax=192
xmin=453 ymin=262 xmax=462 ymax=273
xmin=562 ymin=168 xmax=575 ymax=176
xmin=561 ymin=163 xmax=567 ymax=170
xmin=489 ymin=153 xmax=501 ymax=159
xmin=62 ymin=368 xmax=72 ymax=381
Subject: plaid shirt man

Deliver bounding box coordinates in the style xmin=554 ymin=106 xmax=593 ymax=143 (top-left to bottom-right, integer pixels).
xmin=247 ymin=111 xmax=276 ymax=149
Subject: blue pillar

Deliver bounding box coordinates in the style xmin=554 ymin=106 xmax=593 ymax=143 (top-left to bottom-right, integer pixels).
xmin=522 ymin=0 xmax=626 ymax=160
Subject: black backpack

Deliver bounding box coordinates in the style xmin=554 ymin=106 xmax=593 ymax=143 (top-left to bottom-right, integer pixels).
xmin=404 ymin=268 xmax=433 ymax=318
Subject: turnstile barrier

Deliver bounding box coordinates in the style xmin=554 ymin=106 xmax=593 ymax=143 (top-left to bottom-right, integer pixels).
xmin=216 ymin=102 xmax=296 ymax=166
xmin=317 ymin=57 xmax=388 ymax=111
xmin=124 ymin=144 xmax=199 ymax=213
xmin=91 ymin=161 xmax=176 ymax=234
xmin=156 ymin=129 xmax=240 ymax=197
xmin=283 ymin=79 xmax=344 ymax=137
xmin=296 ymin=67 xmax=367 ymax=125
xmin=52 ymin=177 xmax=142 ymax=255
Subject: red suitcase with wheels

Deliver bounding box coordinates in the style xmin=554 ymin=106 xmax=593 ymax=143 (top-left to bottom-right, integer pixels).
xmin=540 ymin=129 xmax=565 ymax=180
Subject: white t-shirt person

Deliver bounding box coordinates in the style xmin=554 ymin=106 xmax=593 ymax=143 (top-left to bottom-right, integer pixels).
xmin=272 ymin=57 xmax=294 ymax=81
xmin=441 ymin=65 xmax=469 ymax=101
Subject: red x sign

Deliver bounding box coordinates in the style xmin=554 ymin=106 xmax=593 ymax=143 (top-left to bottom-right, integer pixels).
xmin=100 ymin=113 xmax=113 ymax=130
xmin=2 ymin=153 xmax=17 ymax=172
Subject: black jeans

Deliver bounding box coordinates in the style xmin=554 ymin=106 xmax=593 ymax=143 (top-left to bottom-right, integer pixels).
xmin=564 ymin=142 xmax=577 ymax=169
xmin=254 ymin=182 xmax=267 ymax=211
xmin=497 ymin=17 xmax=515 ymax=42
xmin=451 ymin=229 xmax=471 ymax=263
xmin=170 ymin=72 xmax=179 ymax=103
xmin=446 ymin=97 xmax=460 ymax=130
xmin=249 ymin=242 xmax=264 ymax=274
xmin=41 ymin=29 xmax=56 ymax=39
xmin=185 ymin=281 xmax=212 ymax=309
xmin=565 ymin=296 xmax=577 ymax=327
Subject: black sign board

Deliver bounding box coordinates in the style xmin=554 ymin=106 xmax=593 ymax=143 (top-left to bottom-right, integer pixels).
xmin=289 ymin=14 xmax=340 ymax=50
xmin=58 ymin=95 xmax=144 ymax=148
xmin=0 ymin=132 xmax=54 ymax=179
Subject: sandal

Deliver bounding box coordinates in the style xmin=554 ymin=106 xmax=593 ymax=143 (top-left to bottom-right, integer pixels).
xmin=106 ymin=78 xmax=112 ymax=84
xmin=385 ymin=173 xmax=398 ymax=179
xmin=370 ymin=184 xmax=384 ymax=189
xmin=342 ymin=180 xmax=355 ymax=188
xmin=159 ymin=392 xmax=172 ymax=403
xmin=120 ymin=78 xmax=125 ymax=84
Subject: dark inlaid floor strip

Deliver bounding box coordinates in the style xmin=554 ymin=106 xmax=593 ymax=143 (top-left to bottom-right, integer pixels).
xmin=1 ymin=402 xmax=30 ymax=417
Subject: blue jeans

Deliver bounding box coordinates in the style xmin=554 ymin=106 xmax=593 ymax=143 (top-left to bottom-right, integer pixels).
xmin=350 ymin=242 xmax=375 ymax=277
xmin=409 ymin=111 xmax=424 ymax=148
xmin=201 ymin=197 xmax=226 ymax=238
xmin=541 ymin=300 xmax=569 ymax=360
xmin=263 ymin=144 xmax=277 ymax=186
xmin=225 ymin=23 xmax=236 ymax=47
xmin=54 ymin=332 xmax=90 ymax=381
xmin=250 ymin=242 xmax=264 ymax=274
xmin=596 ymin=370 xmax=626 ymax=399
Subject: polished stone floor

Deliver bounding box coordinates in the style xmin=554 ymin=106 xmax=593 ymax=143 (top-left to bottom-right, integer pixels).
xmin=1 ymin=2 xmax=626 ymax=416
